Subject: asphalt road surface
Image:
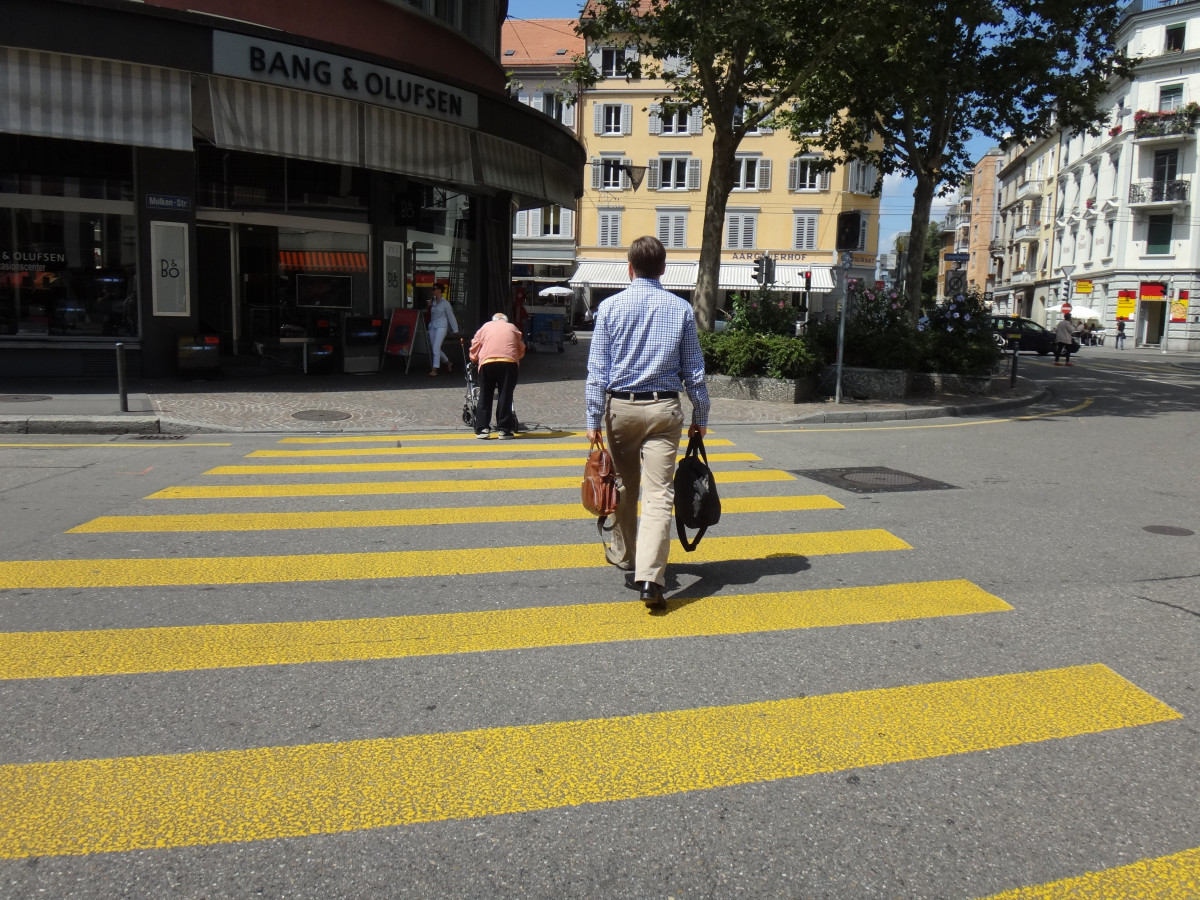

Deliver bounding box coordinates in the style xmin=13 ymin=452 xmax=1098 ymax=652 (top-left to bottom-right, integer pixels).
xmin=0 ymin=353 xmax=1197 ymax=899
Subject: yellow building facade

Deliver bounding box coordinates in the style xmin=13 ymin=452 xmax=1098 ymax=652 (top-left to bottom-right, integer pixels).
xmin=569 ymin=45 xmax=883 ymax=316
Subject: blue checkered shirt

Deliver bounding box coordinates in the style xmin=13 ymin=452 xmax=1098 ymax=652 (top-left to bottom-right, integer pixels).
xmin=585 ymin=277 xmax=710 ymax=431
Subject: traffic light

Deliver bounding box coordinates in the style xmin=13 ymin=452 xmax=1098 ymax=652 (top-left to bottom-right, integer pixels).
xmin=764 ymin=256 xmax=776 ymax=285
xmin=836 ymin=211 xmax=862 ymax=251
xmin=752 ymin=255 xmax=765 ymax=285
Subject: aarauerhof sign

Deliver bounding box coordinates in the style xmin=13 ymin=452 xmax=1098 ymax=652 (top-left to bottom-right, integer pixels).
xmin=213 ymin=32 xmax=479 ymax=128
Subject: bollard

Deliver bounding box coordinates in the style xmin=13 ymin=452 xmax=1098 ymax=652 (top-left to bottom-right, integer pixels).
xmin=115 ymin=342 xmax=129 ymax=412
xmin=1009 ymin=340 xmax=1019 ymax=388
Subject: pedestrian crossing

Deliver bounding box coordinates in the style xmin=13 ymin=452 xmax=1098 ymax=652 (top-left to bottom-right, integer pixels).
xmin=0 ymin=429 xmax=1187 ymax=896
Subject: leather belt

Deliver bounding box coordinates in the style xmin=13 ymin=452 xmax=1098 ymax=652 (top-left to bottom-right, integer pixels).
xmin=608 ymin=390 xmax=678 ymax=401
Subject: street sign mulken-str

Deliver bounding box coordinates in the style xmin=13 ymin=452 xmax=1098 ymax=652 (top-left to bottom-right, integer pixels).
xmin=944 ymin=252 xmax=970 ymax=262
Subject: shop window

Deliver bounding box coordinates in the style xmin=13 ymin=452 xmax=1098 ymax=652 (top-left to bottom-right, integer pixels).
xmin=1147 ymin=215 xmax=1173 ymax=254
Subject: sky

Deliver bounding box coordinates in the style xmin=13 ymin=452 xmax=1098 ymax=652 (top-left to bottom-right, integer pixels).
xmin=506 ymin=0 xmax=996 ymax=255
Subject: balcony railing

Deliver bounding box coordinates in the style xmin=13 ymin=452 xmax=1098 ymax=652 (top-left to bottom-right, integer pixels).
xmin=1016 ymin=179 xmax=1043 ymax=201
xmin=1012 ymin=222 xmax=1040 ymax=242
xmin=1010 ymin=270 xmax=1035 ymax=286
xmin=989 ymin=239 xmax=1005 ymax=256
xmin=1134 ymin=111 xmax=1198 ymax=139
xmin=1128 ymin=179 xmax=1190 ymax=204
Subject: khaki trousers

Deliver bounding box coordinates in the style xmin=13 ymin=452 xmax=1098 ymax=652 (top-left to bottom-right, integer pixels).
xmin=604 ymin=396 xmax=684 ymax=586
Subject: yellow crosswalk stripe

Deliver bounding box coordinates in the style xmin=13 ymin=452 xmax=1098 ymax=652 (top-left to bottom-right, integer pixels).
xmin=0 ymin=579 xmax=994 ymax=679
xmin=0 ymin=530 xmax=909 ymax=589
xmin=147 ymin=469 xmax=796 ymax=500
xmin=205 ymin=452 xmax=761 ymax=475
xmin=245 ymin=439 xmax=735 ymax=457
xmin=69 ymin=495 xmax=843 ymax=533
xmin=0 ymin=665 xmax=1177 ymax=858
xmin=976 ymin=845 xmax=1200 ymax=899
xmin=279 ymin=432 xmax=581 ymax=443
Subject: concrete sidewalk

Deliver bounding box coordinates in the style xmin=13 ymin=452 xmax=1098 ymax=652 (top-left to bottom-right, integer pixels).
xmin=0 ymin=341 xmax=1047 ymax=434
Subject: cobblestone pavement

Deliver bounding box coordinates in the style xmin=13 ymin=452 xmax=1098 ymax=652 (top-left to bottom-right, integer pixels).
xmin=1 ymin=337 xmax=1044 ymax=434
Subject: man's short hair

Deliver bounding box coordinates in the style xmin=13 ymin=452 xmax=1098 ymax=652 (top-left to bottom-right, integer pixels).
xmin=628 ymin=235 xmax=667 ymax=279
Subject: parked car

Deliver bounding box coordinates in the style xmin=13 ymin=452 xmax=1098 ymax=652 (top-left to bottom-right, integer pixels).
xmin=988 ymin=315 xmax=1056 ymax=355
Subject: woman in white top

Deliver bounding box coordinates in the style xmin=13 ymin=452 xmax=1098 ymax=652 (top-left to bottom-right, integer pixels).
xmin=427 ymin=283 xmax=459 ymax=376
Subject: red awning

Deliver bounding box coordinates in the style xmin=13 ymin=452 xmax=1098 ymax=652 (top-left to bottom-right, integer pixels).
xmin=279 ymin=251 xmax=368 ymax=272
xmin=1139 ymin=282 xmax=1166 ymax=299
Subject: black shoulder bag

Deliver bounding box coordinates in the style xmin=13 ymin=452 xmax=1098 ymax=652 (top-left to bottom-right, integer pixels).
xmin=673 ymin=425 xmax=721 ymax=551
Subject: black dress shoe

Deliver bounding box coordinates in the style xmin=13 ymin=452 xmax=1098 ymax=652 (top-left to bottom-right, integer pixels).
xmin=637 ymin=581 xmax=666 ymax=610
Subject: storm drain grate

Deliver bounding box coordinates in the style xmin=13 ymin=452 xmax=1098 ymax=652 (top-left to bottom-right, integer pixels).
xmin=292 ymin=409 xmax=352 ymax=421
xmin=125 ymin=434 xmax=188 ymax=440
xmin=791 ymin=467 xmax=957 ymax=494
xmin=0 ymin=395 xmax=53 ymax=402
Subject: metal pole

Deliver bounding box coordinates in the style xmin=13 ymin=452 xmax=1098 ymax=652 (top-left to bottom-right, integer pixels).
xmin=115 ymin=342 xmax=128 ymax=412
xmin=834 ymin=252 xmax=852 ymax=404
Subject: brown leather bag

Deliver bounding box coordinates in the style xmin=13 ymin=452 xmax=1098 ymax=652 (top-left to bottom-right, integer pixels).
xmin=582 ymin=436 xmax=620 ymax=527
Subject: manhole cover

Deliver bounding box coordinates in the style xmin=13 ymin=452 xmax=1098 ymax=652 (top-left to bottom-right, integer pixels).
xmin=0 ymin=394 xmax=52 ymax=402
xmin=792 ymin=467 xmax=957 ymax=494
xmin=292 ymin=409 xmax=352 ymax=421
xmin=1143 ymin=525 xmax=1195 ymax=537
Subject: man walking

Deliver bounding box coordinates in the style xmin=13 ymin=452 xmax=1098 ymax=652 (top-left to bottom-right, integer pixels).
xmin=1053 ymin=312 xmax=1078 ymax=367
xmin=469 ymin=312 xmax=525 ymax=439
xmin=585 ymin=236 xmax=710 ymax=610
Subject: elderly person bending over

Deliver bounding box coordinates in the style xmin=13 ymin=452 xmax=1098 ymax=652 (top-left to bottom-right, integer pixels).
xmin=469 ymin=312 xmax=526 ymax=440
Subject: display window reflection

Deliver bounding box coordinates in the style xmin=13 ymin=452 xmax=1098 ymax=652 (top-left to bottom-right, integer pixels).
xmin=0 ymin=208 xmax=138 ymax=337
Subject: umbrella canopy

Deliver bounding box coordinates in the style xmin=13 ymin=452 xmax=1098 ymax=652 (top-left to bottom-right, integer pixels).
xmin=1048 ymin=303 xmax=1101 ymax=321
xmin=538 ymin=285 xmax=574 ymax=297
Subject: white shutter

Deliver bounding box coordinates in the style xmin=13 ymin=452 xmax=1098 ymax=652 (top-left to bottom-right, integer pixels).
xmin=819 ymin=170 xmax=831 ymax=191
xmin=591 ymin=158 xmax=602 ymax=190
xmin=621 ymin=104 xmax=633 ymax=135
xmin=657 ymin=213 xmax=671 ymax=244
xmin=561 ymin=102 xmax=575 ymax=128
xmin=518 ymin=91 xmax=530 ymax=106
xmin=611 ymin=211 xmax=621 ymax=247
xmin=688 ymin=106 xmax=703 ymax=134
xmin=687 ymin=158 xmax=702 ymax=190
xmin=663 ymin=54 xmax=681 ymax=75
xmin=788 ymin=158 xmax=799 ymax=192
xmin=743 ymin=215 xmax=756 ymax=248
xmin=759 ymin=117 xmax=773 ymax=135
xmin=532 ymin=94 xmax=544 ymax=112
xmin=561 ymin=208 xmax=573 ymax=236
xmin=794 ymin=214 xmax=816 ymax=250
xmin=726 ymin=214 xmax=739 ymax=248
xmin=620 ymin=157 xmax=631 ymax=190
xmin=648 ymin=103 xmax=662 ymax=134
xmin=588 ymin=47 xmax=603 ymax=73
xmin=593 ymin=103 xmax=604 ymax=135
xmin=647 ymin=158 xmax=659 ymax=190
xmin=598 ymin=212 xmax=610 ymax=246
xmin=673 ymin=214 xmax=686 ymax=248
xmin=514 ymin=210 xmax=528 ymax=237
xmin=624 ymin=45 xmax=638 ymax=75
xmin=757 ymin=158 xmax=772 ymax=191
xmin=528 ymin=208 xmax=543 ymax=236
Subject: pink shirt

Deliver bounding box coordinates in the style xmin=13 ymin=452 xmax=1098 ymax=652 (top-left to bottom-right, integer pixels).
xmin=469 ymin=320 xmax=526 ymax=364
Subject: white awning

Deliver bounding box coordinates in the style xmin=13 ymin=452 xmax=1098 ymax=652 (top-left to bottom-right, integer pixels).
xmin=0 ymin=48 xmax=191 ymax=150
xmin=570 ymin=261 xmax=698 ymax=290
xmin=719 ymin=263 xmax=834 ymax=293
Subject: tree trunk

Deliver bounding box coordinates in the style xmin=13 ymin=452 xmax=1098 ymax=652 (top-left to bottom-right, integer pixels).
xmin=904 ymin=171 xmax=937 ymax=318
xmin=694 ymin=129 xmax=738 ymax=331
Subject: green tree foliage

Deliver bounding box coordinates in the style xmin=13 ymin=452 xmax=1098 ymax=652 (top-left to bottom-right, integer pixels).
xmin=784 ymin=0 xmax=1129 ymax=315
xmin=570 ymin=0 xmax=853 ymax=331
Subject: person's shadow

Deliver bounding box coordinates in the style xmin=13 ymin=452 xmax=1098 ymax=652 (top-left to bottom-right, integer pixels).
xmin=627 ymin=553 xmax=813 ymax=616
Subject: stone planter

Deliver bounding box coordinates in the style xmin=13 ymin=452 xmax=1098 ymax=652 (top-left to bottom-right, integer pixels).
xmin=911 ymin=372 xmax=995 ymax=395
xmin=705 ymin=373 xmax=819 ymax=404
xmin=820 ymin=366 xmax=912 ymax=399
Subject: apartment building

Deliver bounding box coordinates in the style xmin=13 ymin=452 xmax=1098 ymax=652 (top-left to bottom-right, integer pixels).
xmin=566 ymin=38 xmax=882 ymax=316
xmin=969 ymin=148 xmax=1003 ymax=296
xmin=504 ymin=18 xmax=584 ymax=308
xmin=1052 ymin=0 xmax=1200 ymax=348
xmin=993 ymin=134 xmax=1060 ymax=320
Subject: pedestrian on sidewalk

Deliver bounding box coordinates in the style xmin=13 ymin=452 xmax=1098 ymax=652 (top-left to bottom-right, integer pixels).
xmin=585 ymin=235 xmax=710 ymax=610
xmin=1115 ymin=319 xmax=1126 ymax=349
xmin=469 ymin=312 xmax=525 ymax=439
xmin=1053 ymin=312 xmax=1078 ymax=367
xmin=427 ymin=283 xmax=459 ymax=376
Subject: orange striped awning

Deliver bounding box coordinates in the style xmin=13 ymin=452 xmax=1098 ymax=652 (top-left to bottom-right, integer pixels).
xmin=279 ymin=251 xmax=368 ymax=272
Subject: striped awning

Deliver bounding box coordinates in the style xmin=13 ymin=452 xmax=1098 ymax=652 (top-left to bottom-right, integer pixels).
xmin=279 ymin=251 xmax=368 ymax=272
xmin=570 ymin=261 xmax=698 ymax=290
xmin=719 ymin=264 xmax=834 ymax=293
xmin=0 ymin=48 xmax=191 ymax=150
xmin=363 ymin=104 xmax=474 ymax=185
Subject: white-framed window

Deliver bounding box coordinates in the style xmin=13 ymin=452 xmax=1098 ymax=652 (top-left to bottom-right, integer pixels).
xmin=592 ymin=155 xmax=628 ymax=191
xmin=733 ymin=156 xmax=771 ymax=191
xmin=656 ymin=210 xmax=688 ymax=248
xmin=598 ymin=209 xmax=623 ymax=247
xmin=793 ymin=212 xmax=818 ymax=250
xmin=848 ymin=160 xmax=878 ymax=195
xmin=660 ymin=104 xmax=689 ymax=134
xmin=1159 ymin=83 xmax=1184 ymax=112
xmin=517 ymin=91 xmax=576 ymax=128
xmin=646 ymin=156 xmax=701 ymax=191
xmin=724 ymin=210 xmax=758 ymax=249
xmin=600 ymin=47 xmax=621 ymax=77
xmin=733 ymin=102 xmax=772 ymax=135
xmin=1166 ymin=24 xmax=1185 ymax=53
xmin=787 ymin=157 xmax=830 ymax=192
xmin=594 ymin=102 xmax=632 ymax=135
xmin=541 ymin=206 xmax=572 ymax=237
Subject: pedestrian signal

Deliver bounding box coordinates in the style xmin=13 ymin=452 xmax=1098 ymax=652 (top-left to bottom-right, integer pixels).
xmin=836 ymin=211 xmax=862 ymax=251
